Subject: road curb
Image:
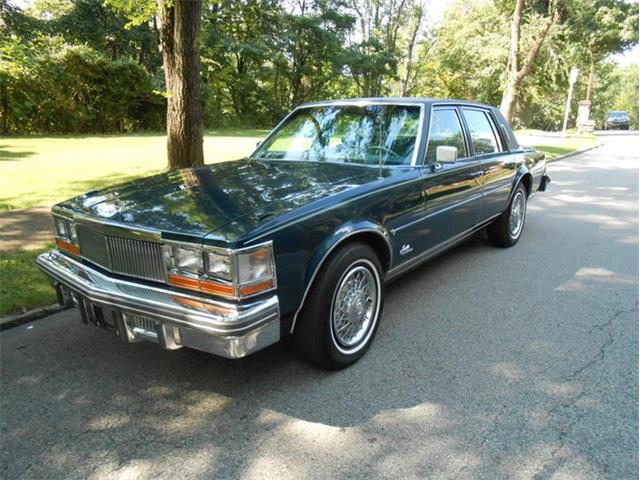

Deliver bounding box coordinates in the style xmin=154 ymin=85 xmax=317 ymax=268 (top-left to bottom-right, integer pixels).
xmin=0 ymin=303 xmax=70 ymax=331
xmin=548 ymin=142 xmax=604 ymax=162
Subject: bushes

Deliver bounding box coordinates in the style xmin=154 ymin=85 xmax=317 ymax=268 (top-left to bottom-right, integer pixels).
xmin=0 ymin=37 xmax=165 ymax=134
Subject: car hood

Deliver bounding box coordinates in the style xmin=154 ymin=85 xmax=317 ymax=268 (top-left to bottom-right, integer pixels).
xmin=55 ymin=159 xmax=380 ymax=242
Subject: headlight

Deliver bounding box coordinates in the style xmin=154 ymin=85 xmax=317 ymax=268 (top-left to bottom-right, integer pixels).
xmin=164 ymin=241 xmax=276 ymax=299
xmin=166 ymin=244 xmax=202 ymax=276
xmin=53 ymin=215 xmax=80 ymax=255
xmin=54 ymin=217 xmax=67 ymax=238
xmin=68 ymin=222 xmax=78 ymax=244
xmin=204 ymin=251 xmax=232 ymax=281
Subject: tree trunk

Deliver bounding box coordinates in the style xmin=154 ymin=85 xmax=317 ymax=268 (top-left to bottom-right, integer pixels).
xmin=500 ymin=0 xmax=524 ymax=123
xmin=500 ymin=0 xmax=557 ymax=123
xmin=160 ymin=0 xmax=204 ymax=169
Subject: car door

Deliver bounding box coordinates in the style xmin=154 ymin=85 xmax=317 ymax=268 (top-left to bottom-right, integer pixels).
xmin=420 ymin=106 xmax=484 ymax=251
xmin=460 ymin=107 xmax=517 ymax=219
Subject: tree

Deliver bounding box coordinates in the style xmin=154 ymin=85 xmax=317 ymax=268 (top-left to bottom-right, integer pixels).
xmin=567 ymin=0 xmax=638 ymax=102
xmin=160 ymin=0 xmax=204 ymax=168
xmin=106 ymin=0 xmax=204 ymax=169
xmin=499 ymin=0 xmax=559 ymax=122
xmin=412 ymin=0 xmax=507 ymax=104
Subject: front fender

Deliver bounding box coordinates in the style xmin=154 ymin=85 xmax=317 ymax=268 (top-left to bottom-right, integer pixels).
xmin=290 ymin=220 xmax=392 ymax=334
xmin=304 ymin=220 xmax=392 ymax=285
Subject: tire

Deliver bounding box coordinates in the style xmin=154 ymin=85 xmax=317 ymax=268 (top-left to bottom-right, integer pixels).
xmin=487 ymin=183 xmax=527 ymax=247
xmin=292 ymin=242 xmax=384 ymax=369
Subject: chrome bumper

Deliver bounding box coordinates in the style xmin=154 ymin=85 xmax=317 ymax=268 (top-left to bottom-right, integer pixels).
xmin=36 ymin=250 xmax=280 ymax=358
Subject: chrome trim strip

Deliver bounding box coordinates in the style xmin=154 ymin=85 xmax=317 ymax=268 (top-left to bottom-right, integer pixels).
xmin=483 ymin=182 xmax=513 ymax=195
xmin=390 ymin=193 xmax=483 ymax=234
xmin=37 ymin=250 xmax=280 ymax=336
xmin=69 ymin=211 xmax=163 ymax=242
xmin=289 ymin=228 xmax=393 ymax=334
xmin=386 ymin=213 xmax=502 ymax=281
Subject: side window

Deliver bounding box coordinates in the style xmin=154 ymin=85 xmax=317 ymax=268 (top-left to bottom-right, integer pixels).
xmin=425 ymin=109 xmax=467 ymax=164
xmin=462 ymin=109 xmax=500 ymax=156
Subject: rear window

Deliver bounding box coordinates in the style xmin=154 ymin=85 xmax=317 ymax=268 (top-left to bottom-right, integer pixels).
xmin=462 ymin=109 xmax=501 ymax=156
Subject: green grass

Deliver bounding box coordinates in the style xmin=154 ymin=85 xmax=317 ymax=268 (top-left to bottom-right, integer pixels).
xmin=514 ymin=130 xmax=601 ymax=161
xmin=0 ymin=244 xmax=57 ymax=315
xmin=0 ymin=128 xmax=268 ymax=211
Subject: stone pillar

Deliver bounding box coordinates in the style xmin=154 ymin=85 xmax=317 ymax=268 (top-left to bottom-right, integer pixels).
xmin=576 ymin=100 xmax=596 ymax=134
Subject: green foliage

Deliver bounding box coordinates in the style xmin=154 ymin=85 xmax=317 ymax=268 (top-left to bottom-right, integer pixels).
xmin=0 ymin=35 xmax=164 ymax=134
xmin=1 ymin=0 xmax=637 ymax=132
xmin=414 ymin=0 xmax=507 ymax=104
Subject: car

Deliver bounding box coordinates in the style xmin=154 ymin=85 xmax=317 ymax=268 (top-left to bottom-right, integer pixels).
xmin=604 ymin=111 xmax=631 ymax=130
xmin=37 ymin=98 xmax=550 ymax=368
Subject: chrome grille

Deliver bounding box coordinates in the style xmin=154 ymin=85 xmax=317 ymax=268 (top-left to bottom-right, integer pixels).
xmin=107 ymin=236 xmax=166 ymax=281
xmin=77 ymin=225 xmax=166 ymax=282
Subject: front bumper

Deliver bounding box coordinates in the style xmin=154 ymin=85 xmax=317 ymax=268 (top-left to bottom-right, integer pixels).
xmin=605 ymin=122 xmax=630 ymax=129
xmin=37 ymin=250 xmax=280 ymax=358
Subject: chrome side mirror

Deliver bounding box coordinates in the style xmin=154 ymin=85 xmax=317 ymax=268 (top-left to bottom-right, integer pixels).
xmin=436 ymin=146 xmax=458 ymax=163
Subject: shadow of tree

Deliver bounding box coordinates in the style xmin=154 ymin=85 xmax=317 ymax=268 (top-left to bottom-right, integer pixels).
xmin=0 ymin=146 xmax=34 ymax=161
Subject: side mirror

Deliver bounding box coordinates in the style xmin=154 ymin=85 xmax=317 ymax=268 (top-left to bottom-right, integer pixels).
xmin=436 ymin=146 xmax=458 ymax=163
xmin=256 ymin=141 xmax=262 ymax=147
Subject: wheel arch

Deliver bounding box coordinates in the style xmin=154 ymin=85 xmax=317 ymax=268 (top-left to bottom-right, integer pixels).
xmin=289 ymin=221 xmax=392 ymax=334
xmin=513 ymin=167 xmax=533 ymax=199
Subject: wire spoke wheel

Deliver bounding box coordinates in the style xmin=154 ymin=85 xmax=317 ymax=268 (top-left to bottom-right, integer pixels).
xmin=509 ymin=191 xmax=525 ymax=238
xmin=331 ymin=264 xmax=378 ymax=351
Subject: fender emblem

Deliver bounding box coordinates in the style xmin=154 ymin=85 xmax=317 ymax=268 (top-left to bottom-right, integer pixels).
xmin=400 ymin=244 xmax=413 ymax=255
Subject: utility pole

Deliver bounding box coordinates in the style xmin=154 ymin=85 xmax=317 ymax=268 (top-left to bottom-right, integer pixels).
xmin=562 ymin=67 xmax=579 ymax=134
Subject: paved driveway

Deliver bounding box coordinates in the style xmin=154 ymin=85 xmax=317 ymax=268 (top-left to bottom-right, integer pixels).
xmin=2 ymin=135 xmax=638 ymax=479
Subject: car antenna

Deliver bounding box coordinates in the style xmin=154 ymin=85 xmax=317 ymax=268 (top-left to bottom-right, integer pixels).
xmin=378 ymin=117 xmax=384 ymax=180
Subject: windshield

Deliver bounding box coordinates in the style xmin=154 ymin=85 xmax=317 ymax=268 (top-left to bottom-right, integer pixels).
xmin=608 ymin=111 xmax=629 ymax=119
xmin=253 ymin=104 xmax=422 ymax=166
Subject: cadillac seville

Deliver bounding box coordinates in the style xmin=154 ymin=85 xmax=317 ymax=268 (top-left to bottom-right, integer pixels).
xmin=38 ymin=98 xmax=550 ymax=368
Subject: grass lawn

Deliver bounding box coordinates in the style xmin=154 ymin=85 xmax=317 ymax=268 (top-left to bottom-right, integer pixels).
xmin=0 ymin=244 xmax=55 ymax=315
xmin=0 ymin=128 xmax=600 ymax=316
xmin=514 ymin=129 xmax=601 ymax=161
xmin=0 ymin=128 xmax=268 ymax=211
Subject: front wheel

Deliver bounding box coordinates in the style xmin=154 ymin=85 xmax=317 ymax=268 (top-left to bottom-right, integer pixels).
xmin=487 ymin=183 xmax=527 ymax=247
xmin=292 ymin=242 xmax=384 ymax=369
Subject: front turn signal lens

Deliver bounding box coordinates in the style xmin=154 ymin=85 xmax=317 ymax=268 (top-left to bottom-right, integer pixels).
xmin=56 ymin=238 xmax=80 ymax=255
xmin=168 ymin=274 xmax=234 ymax=298
xmin=239 ymin=278 xmax=274 ymax=297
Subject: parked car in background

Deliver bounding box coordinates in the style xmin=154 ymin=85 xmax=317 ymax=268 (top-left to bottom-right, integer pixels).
xmin=38 ymin=98 xmax=550 ymax=368
xmin=604 ymin=111 xmax=631 ymax=130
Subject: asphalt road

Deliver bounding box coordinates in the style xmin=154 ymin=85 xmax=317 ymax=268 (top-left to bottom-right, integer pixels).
xmin=2 ymin=134 xmax=638 ymax=480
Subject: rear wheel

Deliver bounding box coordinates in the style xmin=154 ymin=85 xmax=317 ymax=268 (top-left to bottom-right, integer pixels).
xmin=293 ymin=242 xmax=384 ymax=369
xmin=487 ymin=183 xmax=527 ymax=247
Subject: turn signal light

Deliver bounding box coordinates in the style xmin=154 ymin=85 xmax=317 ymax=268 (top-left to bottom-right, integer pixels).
xmin=56 ymin=238 xmax=80 ymax=255
xmin=168 ymin=274 xmax=234 ymax=298
xmin=239 ymin=279 xmax=274 ymax=297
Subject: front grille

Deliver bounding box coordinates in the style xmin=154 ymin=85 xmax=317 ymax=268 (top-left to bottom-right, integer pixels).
xmin=77 ymin=225 xmax=166 ymax=282
xmin=107 ymin=236 xmax=166 ymax=281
